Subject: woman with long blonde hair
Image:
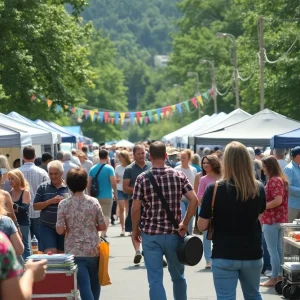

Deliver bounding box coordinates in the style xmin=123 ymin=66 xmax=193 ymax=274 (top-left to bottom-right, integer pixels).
xmin=8 ymin=169 xmax=31 ymax=259
xmin=198 ymin=142 xmax=266 ymax=299
xmin=115 ymin=150 xmax=132 ymax=236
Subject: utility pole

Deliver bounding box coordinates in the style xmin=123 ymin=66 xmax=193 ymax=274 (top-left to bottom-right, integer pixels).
xmin=259 ymin=16 xmax=265 ymax=110
xmin=187 ymin=72 xmax=201 ymax=118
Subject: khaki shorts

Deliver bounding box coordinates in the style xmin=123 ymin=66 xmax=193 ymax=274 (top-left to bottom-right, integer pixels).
xmin=98 ymin=198 xmax=113 ymax=217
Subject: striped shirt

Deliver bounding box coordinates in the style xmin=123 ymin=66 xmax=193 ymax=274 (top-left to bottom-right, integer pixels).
xmin=19 ymin=162 xmax=49 ymax=219
xmin=133 ymin=167 xmax=193 ymax=235
xmin=34 ymin=181 xmax=70 ymax=228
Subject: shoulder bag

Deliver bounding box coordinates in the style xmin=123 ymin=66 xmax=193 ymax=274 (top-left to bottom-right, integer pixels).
xmin=90 ymin=164 xmax=105 ymax=198
xmin=145 ymin=170 xmax=203 ymax=266
xmin=206 ymin=181 xmax=219 ymax=241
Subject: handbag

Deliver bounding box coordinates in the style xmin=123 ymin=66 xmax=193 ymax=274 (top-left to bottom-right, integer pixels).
xmin=206 ymin=181 xmax=219 ymax=241
xmin=98 ymin=237 xmax=111 ymax=286
xmin=90 ymin=164 xmax=105 ymax=197
xmin=145 ymin=171 xmax=203 ymax=266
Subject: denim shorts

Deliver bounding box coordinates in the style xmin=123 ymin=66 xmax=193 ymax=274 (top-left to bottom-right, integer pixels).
xmin=40 ymin=223 xmax=64 ymax=252
xmin=117 ymin=190 xmax=128 ymax=200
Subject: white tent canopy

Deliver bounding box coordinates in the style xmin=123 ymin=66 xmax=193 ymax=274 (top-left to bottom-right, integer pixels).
xmin=115 ymin=140 xmax=135 ymax=148
xmin=193 ymin=109 xmax=300 ymax=146
xmin=0 ymin=113 xmax=59 ymax=145
xmin=180 ymin=112 xmax=228 ymax=144
xmin=161 ymin=115 xmax=212 ymax=145
xmin=0 ymin=124 xmax=32 ymax=148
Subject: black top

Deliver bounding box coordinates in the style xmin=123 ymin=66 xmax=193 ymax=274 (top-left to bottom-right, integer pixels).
xmin=199 ymin=180 xmax=266 ymax=260
xmin=13 ymin=191 xmax=30 ymax=226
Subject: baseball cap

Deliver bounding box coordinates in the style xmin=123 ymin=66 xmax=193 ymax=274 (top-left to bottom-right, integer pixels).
xmin=0 ymin=168 xmax=8 ymax=176
xmin=291 ymin=146 xmax=300 ymax=158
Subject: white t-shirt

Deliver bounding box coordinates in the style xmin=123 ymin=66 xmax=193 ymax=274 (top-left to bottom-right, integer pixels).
xmin=115 ymin=165 xmax=126 ymax=191
xmin=81 ymin=160 xmax=93 ymax=174
xmin=174 ymin=165 xmax=197 ymax=186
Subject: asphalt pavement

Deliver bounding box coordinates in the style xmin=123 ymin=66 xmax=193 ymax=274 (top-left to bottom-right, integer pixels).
xmin=101 ymin=222 xmax=281 ymax=300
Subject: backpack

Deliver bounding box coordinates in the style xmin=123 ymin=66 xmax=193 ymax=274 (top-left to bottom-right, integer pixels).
xmin=90 ymin=164 xmax=105 ymax=197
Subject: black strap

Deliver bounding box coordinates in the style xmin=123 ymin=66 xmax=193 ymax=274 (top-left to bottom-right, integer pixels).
xmin=94 ymin=164 xmax=105 ymax=180
xmin=145 ymin=170 xmax=179 ymax=229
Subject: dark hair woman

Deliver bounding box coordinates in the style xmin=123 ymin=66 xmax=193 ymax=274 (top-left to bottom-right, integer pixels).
xmin=260 ymin=155 xmax=288 ymax=287
xmin=56 ymin=168 xmax=107 ymax=300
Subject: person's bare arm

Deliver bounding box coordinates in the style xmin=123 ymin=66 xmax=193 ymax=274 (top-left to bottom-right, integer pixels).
xmin=132 ymin=200 xmax=142 ymax=242
xmin=197 ymin=217 xmax=210 ymax=231
xmin=110 ymin=176 xmax=118 ymax=200
xmin=5 ymin=192 xmax=17 ymax=222
xmin=34 ymin=196 xmax=61 ymax=211
xmin=123 ymin=179 xmax=133 ymax=195
xmin=10 ymin=232 xmax=24 ymax=256
xmin=266 ymin=195 xmax=282 ymax=209
xmin=22 ymin=190 xmax=31 ymax=205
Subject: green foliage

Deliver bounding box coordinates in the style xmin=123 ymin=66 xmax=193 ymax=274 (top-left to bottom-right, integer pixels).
xmin=0 ymin=0 xmax=93 ymax=119
xmin=236 ymin=0 xmax=300 ymax=118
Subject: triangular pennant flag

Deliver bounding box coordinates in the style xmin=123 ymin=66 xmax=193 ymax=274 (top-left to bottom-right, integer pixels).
xmin=130 ymin=112 xmax=135 ymax=124
xmin=89 ymin=110 xmax=95 ymax=122
xmin=171 ymin=105 xmax=176 ymax=112
xmin=156 ymin=108 xmax=161 ymax=120
xmin=110 ymin=112 xmax=115 ymax=118
xmin=202 ymin=92 xmax=209 ymax=101
xmin=120 ymin=112 xmax=125 ymax=125
xmin=162 ymin=107 xmax=167 ymax=118
xmin=84 ymin=110 xmax=90 ymax=119
xmin=183 ymin=101 xmax=190 ymax=112
xmin=111 ymin=118 xmax=115 ymax=124
xmin=139 ymin=117 xmax=143 ymax=125
xmin=147 ymin=110 xmax=153 ymax=122
xmin=176 ymin=103 xmax=182 ymax=114
xmin=39 ymin=95 xmax=45 ymax=100
xmin=31 ymin=95 xmax=36 ymax=101
xmin=145 ymin=116 xmax=149 ymax=124
xmin=71 ymin=107 xmax=77 ymax=114
xmin=167 ymin=106 xmax=172 ymax=116
xmin=55 ymin=105 xmax=62 ymax=113
xmin=76 ymin=108 xmax=83 ymax=117
xmin=136 ymin=112 xmax=141 ymax=123
xmin=64 ymin=105 xmax=68 ymax=110
xmin=141 ymin=111 xmax=146 ymax=117
xmin=160 ymin=112 xmax=164 ymax=119
xmin=196 ymin=95 xmax=203 ymax=106
xmin=191 ymin=97 xmax=198 ymax=108
xmin=115 ymin=112 xmax=120 ymax=124
xmin=104 ymin=112 xmax=109 ymax=123
xmin=99 ymin=112 xmax=104 ymax=123
xmin=47 ymin=99 xmax=53 ymax=108
xmin=153 ymin=114 xmax=158 ymax=121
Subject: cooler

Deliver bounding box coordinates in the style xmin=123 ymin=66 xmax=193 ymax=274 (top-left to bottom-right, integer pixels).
xmin=32 ymin=266 xmax=79 ymax=299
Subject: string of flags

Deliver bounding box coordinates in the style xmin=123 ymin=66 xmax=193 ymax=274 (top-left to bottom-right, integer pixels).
xmin=31 ymin=89 xmax=213 ymax=126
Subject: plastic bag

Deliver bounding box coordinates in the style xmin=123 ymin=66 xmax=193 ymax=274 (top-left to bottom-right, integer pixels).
xmin=99 ymin=239 xmax=111 ymax=286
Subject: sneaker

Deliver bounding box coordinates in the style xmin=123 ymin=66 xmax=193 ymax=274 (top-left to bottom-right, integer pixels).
xmin=265 ymin=270 xmax=272 ymax=277
xmin=120 ymin=230 xmax=125 ymax=237
xmin=134 ymin=250 xmax=142 ymax=264
xmin=163 ymin=258 xmax=168 ymax=267
xmin=205 ymin=262 xmax=212 ymax=269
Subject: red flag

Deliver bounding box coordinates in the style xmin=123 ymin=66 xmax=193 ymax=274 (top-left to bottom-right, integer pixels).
xmin=136 ymin=112 xmax=141 ymax=123
xmin=191 ymin=97 xmax=198 ymax=108
xmin=162 ymin=107 xmax=167 ymax=118
xmin=104 ymin=112 xmax=109 ymax=123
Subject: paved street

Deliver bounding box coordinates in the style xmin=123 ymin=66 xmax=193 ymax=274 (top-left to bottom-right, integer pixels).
xmin=101 ymin=223 xmax=280 ymax=300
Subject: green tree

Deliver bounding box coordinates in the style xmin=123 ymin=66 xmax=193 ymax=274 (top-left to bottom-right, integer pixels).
xmin=0 ymin=0 xmax=93 ymax=119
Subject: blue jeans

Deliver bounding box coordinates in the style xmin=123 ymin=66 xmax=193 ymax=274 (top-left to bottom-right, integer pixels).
xmin=141 ymin=231 xmax=187 ymax=300
xmin=75 ymin=257 xmax=100 ymax=300
xmin=262 ymin=223 xmax=282 ymax=278
xmin=20 ymin=225 xmax=31 ymax=260
xmin=30 ymin=218 xmax=40 ymax=249
xmin=212 ymin=258 xmax=263 ymax=300
xmin=262 ymin=233 xmax=271 ymax=271
xmin=203 ymin=231 xmax=212 ymax=263
xmin=180 ymin=199 xmax=194 ymax=234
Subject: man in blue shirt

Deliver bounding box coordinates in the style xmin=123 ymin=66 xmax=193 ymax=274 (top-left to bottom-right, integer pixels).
xmin=88 ymin=149 xmax=117 ymax=238
xmin=284 ymin=147 xmax=300 ymax=222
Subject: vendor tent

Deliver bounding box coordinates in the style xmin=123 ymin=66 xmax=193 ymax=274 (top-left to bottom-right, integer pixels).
xmin=0 ymin=113 xmax=59 ymax=145
xmin=61 ymin=125 xmax=93 ymax=145
xmin=194 ymin=109 xmax=300 ymax=146
xmin=35 ymin=120 xmax=77 ymax=143
xmin=181 ymin=112 xmax=228 ymax=144
xmin=0 ymin=124 xmax=32 ymax=148
xmin=270 ymin=128 xmax=300 ymax=149
xmin=115 ymin=140 xmax=135 ymax=148
xmin=162 ymin=115 xmax=212 ymax=144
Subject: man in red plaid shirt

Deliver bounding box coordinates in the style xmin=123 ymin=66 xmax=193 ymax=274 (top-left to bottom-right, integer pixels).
xmin=132 ymin=141 xmax=198 ymax=300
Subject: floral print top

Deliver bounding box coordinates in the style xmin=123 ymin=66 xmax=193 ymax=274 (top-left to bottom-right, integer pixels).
xmin=261 ymin=177 xmax=288 ymax=225
xmin=0 ymin=232 xmax=22 ymax=281
xmin=56 ymin=194 xmax=106 ymax=257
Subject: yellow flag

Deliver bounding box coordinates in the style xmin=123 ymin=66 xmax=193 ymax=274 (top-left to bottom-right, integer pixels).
xmin=89 ymin=110 xmax=95 ymax=121
xmin=120 ymin=112 xmax=125 ymax=125
xmin=171 ymin=105 xmax=176 ymax=112
xmin=196 ymin=95 xmax=203 ymax=106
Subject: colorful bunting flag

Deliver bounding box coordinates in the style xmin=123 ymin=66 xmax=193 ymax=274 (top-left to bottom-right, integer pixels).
xmin=136 ymin=112 xmax=141 ymax=123
xmin=196 ymin=95 xmax=203 ymax=106
xmin=104 ymin=112 xmax=109 ymax=123
xmin=47 ymin=99 xmax=53 ymax=108
xmin=84 ymin=110 xmax=89 ymax=119
xmin=99 ymin=112 xmax=104 ymax=123
xmin=202 ymin=92 xmax=209 ymax=101
xmin=115 ymin=112 xmax=120 ymax=124
xmin=120 ymin=112 xmax=125 ymax=125
xmin=191 ymin=97 xmax=198 ymax=108
xmin=183 ymin=101 xmax=190 ymax=112
xmin=176 ymin=103 xmax=182 ymax=114
xmin=55 ymin=105 xmax=62 ymax=113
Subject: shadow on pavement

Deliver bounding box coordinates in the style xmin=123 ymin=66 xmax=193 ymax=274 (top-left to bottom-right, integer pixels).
xmin=122 ymin=265 xmax=147 ymax=270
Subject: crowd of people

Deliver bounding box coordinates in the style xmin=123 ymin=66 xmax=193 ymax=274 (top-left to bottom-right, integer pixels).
xmin=0 ymin=140 xmax=299 ymax=299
